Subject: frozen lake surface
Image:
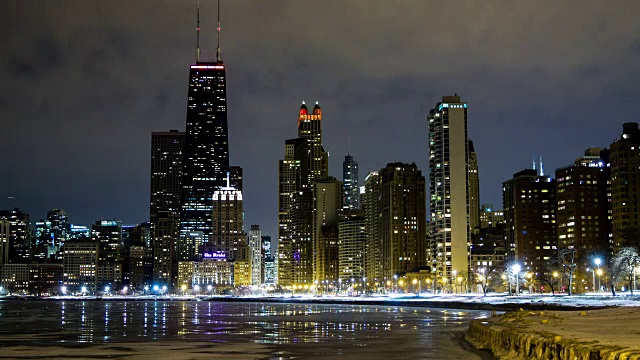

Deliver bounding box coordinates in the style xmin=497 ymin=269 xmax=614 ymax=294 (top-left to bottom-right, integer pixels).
xmin=0 ymin=300 xmax=493 ymax=359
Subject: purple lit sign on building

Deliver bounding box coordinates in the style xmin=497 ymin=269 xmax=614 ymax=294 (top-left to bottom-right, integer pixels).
xmin=203 ymin=252 xmax=227 ymax=259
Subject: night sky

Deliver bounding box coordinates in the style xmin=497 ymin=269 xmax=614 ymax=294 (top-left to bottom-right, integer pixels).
xmin=1 ymin=1 xmax=639 ymax=239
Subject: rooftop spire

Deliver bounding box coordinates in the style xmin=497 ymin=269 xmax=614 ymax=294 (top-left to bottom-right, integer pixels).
xmin=196 ymin=0 xmax=201 ymax=62
xmin=532 ymin=156 xmax=536 ymax=171
xmin=216 ymin=0 xmax=222 ymax=63
xmin=539 ymin=156 xmax=544 ymax=176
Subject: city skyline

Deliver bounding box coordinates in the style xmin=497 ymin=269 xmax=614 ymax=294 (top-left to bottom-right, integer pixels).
xmin=2 ymin=1 xmax=638 ymax=240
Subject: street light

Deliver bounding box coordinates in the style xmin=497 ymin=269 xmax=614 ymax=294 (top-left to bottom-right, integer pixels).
xmin=393 ymin=274 xmax=398 ymax=293
xmin=594 ymin=258 xmax=602 ymax=292
xmin=597 ymin=269 xmax=603 ymax=292
xmin=207 ymin=284 xmax=213 ymax=293
xmin=81 ymin=286 xmax=87 ymax=294
xmin=412 ymin=278 xmax=418 ymax=294
xmin=512 ymin=264 xmax=521 ymax=295
xmin=61 ymin=286 xmax=67 ymax=295
xmin=104 ymin=286 xmax=110 ymax=294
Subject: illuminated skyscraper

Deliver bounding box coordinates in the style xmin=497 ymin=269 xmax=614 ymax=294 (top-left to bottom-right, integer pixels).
xmin=556 ymin=148 xmax=611 ymax=256
xmin=0 ymin=208 xmax=31 ymax=263
xmin=610 ymin=123 xmax=640 ymax=249
xmin=0 ymin=219 xmax=9 ymax=266
xmin=211 ymin=180 xmax=244 ymax=259
xmin=248 ymin=225 xmax=262 ymax=285
xmin=277 ymin=102 xmax=329 ymax=286
xmin=502 ymin=166 xmax=556 ymax=274
xmin=428 ymin=95 xmax=470 ymax=281
xmin=314 ymin=177 xmax=342 ymax=283
xmin=151 ymin=130 xmax=184 ymax=221
xmin=343 ymin=154 xmax=359 ymax=210
xmin=363 ymin=172 xmax=382 ymax=281
xmin=468 ymin=140 xmax=480 ymax=235
xmin=179 ymin=3 xmax=230 ymax=247
xmin=380 ymin=163 xmax=427 ymax=279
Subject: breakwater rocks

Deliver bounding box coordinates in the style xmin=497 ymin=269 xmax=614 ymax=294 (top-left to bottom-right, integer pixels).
xmin=465 ymin=308 xmax=640 ymax=360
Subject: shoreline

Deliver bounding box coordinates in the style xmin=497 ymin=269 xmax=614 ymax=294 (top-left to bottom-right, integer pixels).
xmin=2 ymin=294 xmax=627 ymax=312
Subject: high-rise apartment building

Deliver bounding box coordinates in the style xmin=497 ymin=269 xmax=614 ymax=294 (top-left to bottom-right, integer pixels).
xmin=0 ymin=220 xmax=9 ymax=266
xmin=480 ymin=204 xmax=505 ymax=230
xmin=314 ymin=177 xmax=342 ymax=282
xmin=343 ymin=154 xmax=359 ymax=210
xmin=428 ymin=95 xmax=470 ymax=280
xmin=363 ymin=172 xmax=382 ymax=281
xmin=610 ymin=122 xmax=640 ymax=249
xmin=338 ymin=216 xmax=366 ymax=282
xmin=556 ymin=148 xmax=611 ymax=256
xmin=91 ymin=220 xmax=122 ymax=264
xmin=380 ymin=163 xmax=427 ymax=279
xmin=502 ymin=168 xmax=556 ymax=274
xmin=261 ymin=235 xmax=274 ymax=284
xmin=0 ymin=208 xmax=31 ymax=263
xmin=277 ymin=139 xmax=302 ymax=286
xmin=248 ymin=225 xmax=262 ymax=285
xmin=151 ymin=130 xmax=184 ymax=221
xmin=63 ymin=239 xmax=99 ymax=293
xmin=179 ymin=6 xmax=231 ymax=246
xmin=47 ymin=209 xmax=69 ymax=247
xmin=153 ymin=210 xmax=179 ymax=288
xmin=468 ymin=140 xmax=480 ymax=235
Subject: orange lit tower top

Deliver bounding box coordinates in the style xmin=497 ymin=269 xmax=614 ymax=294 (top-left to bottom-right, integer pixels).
xmin=297 ymin=101 xmax=327 ymax=184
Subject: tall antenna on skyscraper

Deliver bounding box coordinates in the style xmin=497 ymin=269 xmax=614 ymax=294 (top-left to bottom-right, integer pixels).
xmin=539 ymin=156 xmax=544 ymax=176
xmin=216 ymin=0 xmax=222 ymax=63
xmin=196 ymin=0 xmax=201 ymax=62
xmin=532 ymin=156 xmax=536 ymax=171
xmin=348 ymin=136 xmax=351 ymax=156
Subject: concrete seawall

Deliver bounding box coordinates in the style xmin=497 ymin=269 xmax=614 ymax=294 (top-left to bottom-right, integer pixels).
xmin=465 ymin=309 xmax=640 ymax=360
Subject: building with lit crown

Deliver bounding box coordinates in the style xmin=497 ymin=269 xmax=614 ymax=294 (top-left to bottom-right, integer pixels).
xmin=278 ymin=102 xmax=329 ymax=286
xmin=179 ymin=39 xmax=231 ymax=248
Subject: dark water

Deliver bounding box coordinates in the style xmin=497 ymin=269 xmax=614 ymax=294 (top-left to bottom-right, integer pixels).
xmin=0 ymin=300 xmax=492 ymax=359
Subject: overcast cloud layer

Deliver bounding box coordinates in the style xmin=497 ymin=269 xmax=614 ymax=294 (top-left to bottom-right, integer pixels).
xmin=1 ymin=1 xmax=639 ymax=238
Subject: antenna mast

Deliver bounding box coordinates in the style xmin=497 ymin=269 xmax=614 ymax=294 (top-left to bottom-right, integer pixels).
xmin=216 ymin=0 xmax=222 ymax=62
xmin=196 ymin=0 xmax=201 ymax=62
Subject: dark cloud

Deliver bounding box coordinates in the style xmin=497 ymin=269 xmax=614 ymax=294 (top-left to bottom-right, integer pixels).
xmin=1 ymin=0 xmax=639 ymax=238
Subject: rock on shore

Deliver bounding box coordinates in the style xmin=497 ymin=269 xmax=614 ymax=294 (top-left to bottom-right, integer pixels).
xmin=465 ymin=307 xmax=640 ymax=359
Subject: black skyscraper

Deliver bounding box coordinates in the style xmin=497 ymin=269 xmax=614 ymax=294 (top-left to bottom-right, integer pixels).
xmin=179 ymin=5 xmax=230 ymax=247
